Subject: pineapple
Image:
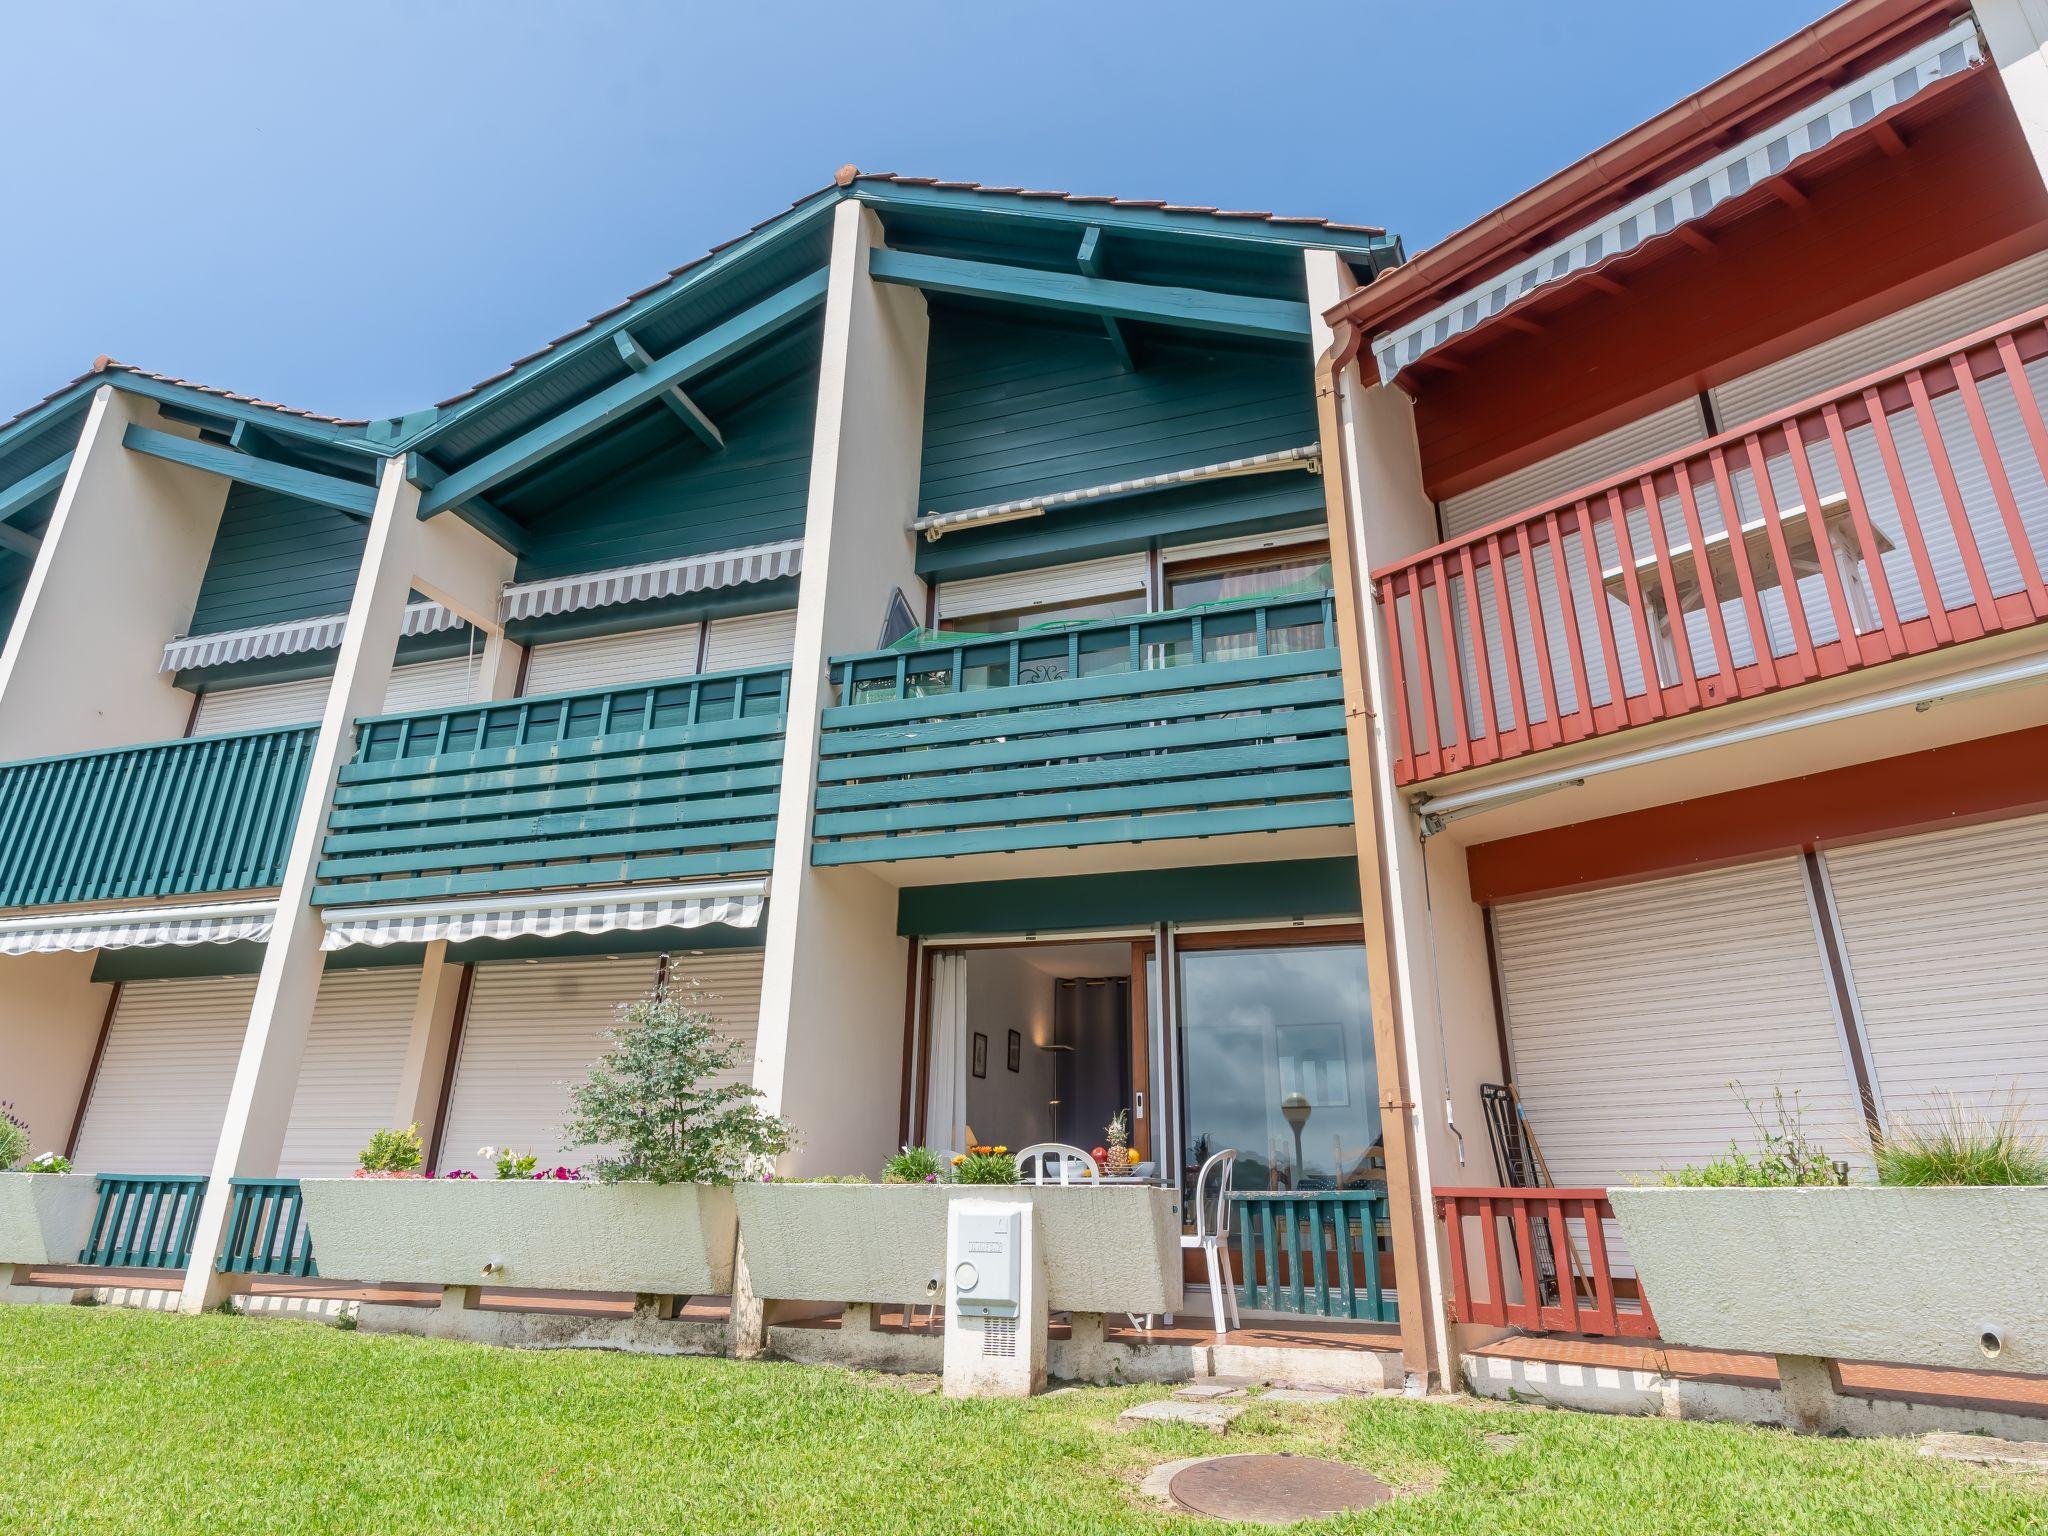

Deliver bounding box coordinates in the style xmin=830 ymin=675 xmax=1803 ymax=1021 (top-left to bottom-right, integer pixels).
xmin=1103 ymin=1110 xmax=1133 ymax=1176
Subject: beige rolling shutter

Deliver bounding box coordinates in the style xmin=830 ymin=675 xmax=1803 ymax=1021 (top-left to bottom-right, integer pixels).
xmin=1495 ymin=859 xmax=1868 ymax=1188
xmin=703 ymin=609 xmax=798 ymax=672
xmin=70 ymin=976 xmax=256 ymax=1174
xmin=277 ymin=968 xmax=421 ymax=1179
xmin=522 ymin=624 xmax=702 ymax=695
xmin=1440 ymin=398 xmax=1708 ymax=540
xmin=1712 ymin=250 xmax=2048 ymax=428
xmin=1823 ymin=812 xmax=2048 ymax=1137
xmin=934 ymin=554 xmax=1149 ymax=623
xmin=191 ymin=676 xmax=331 ymax=735
xmin=380 ymin=656 xmax=482 ymax=714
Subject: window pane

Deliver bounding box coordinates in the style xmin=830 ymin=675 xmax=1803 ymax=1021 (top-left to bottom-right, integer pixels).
xmin=1176 ymin=944 xmax=1380 ymax=1195
xmin=1167 ymin=554 xmax=1330 ymax=609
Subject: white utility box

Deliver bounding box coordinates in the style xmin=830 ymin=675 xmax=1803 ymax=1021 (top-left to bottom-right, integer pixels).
xmin=942 ymin=1198 xmax=1046 ymax=1396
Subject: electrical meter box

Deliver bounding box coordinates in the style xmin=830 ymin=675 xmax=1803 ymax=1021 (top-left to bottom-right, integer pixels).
xmin=950 ymin=1207 xmax=1022 ymax=1318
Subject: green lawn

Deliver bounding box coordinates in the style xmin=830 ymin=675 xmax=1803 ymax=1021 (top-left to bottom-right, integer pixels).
xmin=0 ymin=1308 xmax=2042 ymax=1535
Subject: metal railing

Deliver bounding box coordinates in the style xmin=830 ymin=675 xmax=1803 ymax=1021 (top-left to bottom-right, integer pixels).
xmin=1375 ymin=305 xmax=2048 ymax=784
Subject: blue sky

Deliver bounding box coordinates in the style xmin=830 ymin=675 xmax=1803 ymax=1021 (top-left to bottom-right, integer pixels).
xmin=0 ymin=0 xmax=1821 ymax=423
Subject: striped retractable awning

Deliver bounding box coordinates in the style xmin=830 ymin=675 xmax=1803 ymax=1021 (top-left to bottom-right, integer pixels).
xmin=1370 ymin=17 xmax=1983 ymax=383
xmin=912 ymin=445 xmax=1321 ymax=539
xmin=499 ymin=539 xmax=804 ymax=623
xmin=161 ymin=600 xmax=462 ymax=673
xmin=0 ymin=899 xmax=277 ymax=955
xmin=319 ymin=880 xmax=767 ymax=950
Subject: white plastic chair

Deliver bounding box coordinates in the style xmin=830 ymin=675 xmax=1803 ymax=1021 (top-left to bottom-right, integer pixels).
xmin=1013 ymin=1142 xmax=1102 ymax=1185
xmin=1160 ymin=1147 xmax=1240 ymax=1338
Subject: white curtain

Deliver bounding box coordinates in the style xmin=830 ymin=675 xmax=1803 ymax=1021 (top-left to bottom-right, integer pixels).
xmin=924 ymin=951 xmax=969 ymax=1154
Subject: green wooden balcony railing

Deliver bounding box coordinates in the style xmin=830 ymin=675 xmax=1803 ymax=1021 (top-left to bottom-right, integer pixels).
xmin=815 ymin=593 xmax=1352 ymax=864
xmin=218 ymin=1178 xmax=317 ymax=1278
xmin=0 ymin=726 xmax=316 ymax=909
xmin=312 ymin=665 xmax=791 ymax=908
xmin=1233 ymin=1189 xmax=1396 ymax=1322
xmin=79 ymin=1175 xmax=210 ymax=1270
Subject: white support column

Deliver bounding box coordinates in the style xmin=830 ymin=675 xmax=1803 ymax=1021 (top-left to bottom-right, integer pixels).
xmin=1980 ymin=0 xmax=2048 ymax=192
xmin=392 ymin=941 xmax=467 ymax=1141
xmin=0 ymin=387 xmax=230 ymax=757
xmin=180 ymin=459 xmax=513 ymax=1311
xmin=753 ymin=198 xmax=930 ymax=1176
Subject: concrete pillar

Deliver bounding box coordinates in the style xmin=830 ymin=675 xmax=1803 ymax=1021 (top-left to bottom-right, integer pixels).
xmin=0 ymin=387 xmax=230 ymax=757
xmin=1775 ymin=1354 xmax=1848 ymax=1434
xmin=1980 ymin=0 xmax=2048 ymax=193
xmin=392 ymin=941 xmax=467 ymax=1144
xmin=752 ymin=198 xmax=930 ymax=1176
xmin=180 ymin=459 xmax=513 ymax=1311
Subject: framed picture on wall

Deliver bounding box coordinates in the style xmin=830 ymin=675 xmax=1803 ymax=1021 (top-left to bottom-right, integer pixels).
xmin=1007 ymin=1030 xmax=1021 ymax=1072
xmin=971 ymin=1032 xmax=988 ymax=1079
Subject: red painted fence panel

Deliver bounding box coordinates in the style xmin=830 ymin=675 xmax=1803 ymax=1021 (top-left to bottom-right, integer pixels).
xmin=1433 ymin=1187 xmax=1658 ymax=1340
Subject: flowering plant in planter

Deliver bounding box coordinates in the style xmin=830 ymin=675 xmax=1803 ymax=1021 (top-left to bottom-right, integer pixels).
xmin=0 ymin=1102 xmax=29 ymax=1171
xmin=531 ymin=1165 xmax=583 ymax=1181
xmin=356 ymin=1124 xmax=424 ymax=1178
xmin=22 ymin=1153 xmax=70 ymax=1174
xmin=478 ymin=1146 xmax=539 ymax=1181
xmin=562 ymin=985 xmax=796 ymax=1185
xmin=438 ymin=1169 xmax=478 ymax=1180
xmin=882 ymin=1145 xmax=945 ymax=1185
xmin=950 ymin=1145 xmax=1018 ymax=1185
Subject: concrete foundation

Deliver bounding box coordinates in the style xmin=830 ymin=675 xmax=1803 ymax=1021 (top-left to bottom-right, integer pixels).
xmin=352 ymin=1285 xmax=729 ymax=1355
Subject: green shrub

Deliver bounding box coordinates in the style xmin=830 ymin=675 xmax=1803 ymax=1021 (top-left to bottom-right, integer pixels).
xmin=562 ymin=986 xmax=796 ymax=1185
xmin=22 ymin=1153 xmax=70 ymax=1174
xmin=0 ymin=1102 xmax=31 ymax=1171
xmin=882 ymin=1146 xmax=944 ymax=1185
xmin=357 ymin=1124 xmax=424 ymax=1176
xmin=1660 ymin=1086 xmax=1842 ymax=1188
xmin=1875 ymin=1096 xmax=2048 ymax=1187
xmin=950 ymin=1145 xmax=1018 ymax=1185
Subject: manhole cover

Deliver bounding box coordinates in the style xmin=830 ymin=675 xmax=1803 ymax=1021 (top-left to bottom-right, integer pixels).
xmin=1168 ymin=1454 xmax=1392 ymax=1524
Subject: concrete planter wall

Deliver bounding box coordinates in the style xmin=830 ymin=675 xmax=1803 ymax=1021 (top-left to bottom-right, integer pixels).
xmin=298 ymin=1180 xmax=738 ymax=1295
xmin=734 ymin=1182 xmax=1184 ymax=1314
xmin=1609 ymin=1185 xmax=2048 ymax=1373
xmin=0 ymin=1173 xmax=98 ymax=1266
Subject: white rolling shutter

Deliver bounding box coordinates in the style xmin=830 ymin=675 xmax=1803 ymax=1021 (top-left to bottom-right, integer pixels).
xmin=1440 ymin=399 xmax=1709 ymax=540
xmin=1495 ymin=859 xmax=1868 ymax=1188
xmin=1823 ymin=812 xmax=2048 ymax=1137
xmin=437 ymin=951 xmax=766 ymax=1176
xmin=70 ymin=976 xmax=256 ymax=1174
xmin=522 ymin=624 xmax=701 ymax=695
xmin=380 ymin=656 xmax=482 ymax=714
xmin=278 ymin=968 xmax=421 ymax=1179
xmin=191 ymin=676 xmax=331 ymax=735
xmin=1712 ymin=250 xmax=2048 ymax=428
xmin=934 ymin=554 xmax=1149 ymax=622
xmin=703 ymin=609 xmax=798 ymax=672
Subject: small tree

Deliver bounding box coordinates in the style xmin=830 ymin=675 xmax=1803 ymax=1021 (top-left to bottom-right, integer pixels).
xmin=562 ymin=986 xmax=795 ymax=1185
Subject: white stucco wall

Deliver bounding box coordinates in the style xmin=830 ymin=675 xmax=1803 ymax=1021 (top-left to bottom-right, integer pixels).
xmin=0 ymin=388 xmax=229 ymax=758
xmin=0 ymin=952 xmax=112 ymax=1157
xmin=753 ymin=200 xmax=930 ymax=1177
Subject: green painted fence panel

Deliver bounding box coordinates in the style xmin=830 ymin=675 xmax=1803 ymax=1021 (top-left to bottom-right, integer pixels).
xmin=0 ymin=727 xmax=316 ymax=908
xmin=1232 ymin=1190 xmax=1395 ymax=1322
xmin=218 ymin=1178 xmax=317 ymax=1278
xmin=80 ymin=1175 xmax=210 ymax=1270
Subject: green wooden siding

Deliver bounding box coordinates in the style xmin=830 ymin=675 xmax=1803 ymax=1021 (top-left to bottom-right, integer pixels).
xmin=187 ymin=484 xmax=370 ymax=636
xmin=893 ymin=858 xmax=1364 ymax=938
xmin=314 ymin=666 xmax=790 ymax=907
xmin=0 ymin=725 xmax=316 ymax=907
xmin=508 ymin=362 xmax=819 ymax=583
xmin=815 ymin=593 xmax=1351 ymax=864
xmin=917 ymin=311 xmax=1315 ymax=519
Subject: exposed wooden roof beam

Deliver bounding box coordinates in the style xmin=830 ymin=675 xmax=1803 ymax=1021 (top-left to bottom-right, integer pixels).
xmin=866 ymin=247 xmax=1310 ymax=341
xmin=614 ymin=330 xmax=724 ymax=450
xmin=404 ymin=453 xmax=527 ymax=555
xmin=0 ymin=452 xmax=72 ymax=531
xmin=1075 ymin=227 xmax=1135 ymax=370
xmin=418 ymin=268 xmax=827 ymax=518
xmin=122 ymin=425 xmax=377 ymax=519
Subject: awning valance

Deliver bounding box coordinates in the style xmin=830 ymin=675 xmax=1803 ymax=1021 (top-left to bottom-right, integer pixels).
xmin=913 ymin=445 xmax=1321 ymax=540
xmin=500 ymin=539 xmax=804 ymax=623
xmin=1370 ymin=17 xmax=1983 ymax=383
xmin=0 ymin=899 xmax=276 ymax=956
xmin=319 ymin=879 xmax=767 ymax=951
xmin=162 ymin=601 xmax=461 ymax=674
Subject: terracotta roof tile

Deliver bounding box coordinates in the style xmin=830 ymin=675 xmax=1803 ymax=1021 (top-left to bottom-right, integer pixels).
xmin=0 ymin=357 xmax=366 ymax=442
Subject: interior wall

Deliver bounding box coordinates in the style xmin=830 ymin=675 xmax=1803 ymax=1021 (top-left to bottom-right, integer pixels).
xmin=960 ymin=949 xmax=1058 ymax=1149
xmin=0 ymin=951 xmax=113 ymax=1156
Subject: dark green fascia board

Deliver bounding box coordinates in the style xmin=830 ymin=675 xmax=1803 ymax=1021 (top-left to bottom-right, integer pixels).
xmin=850 ymin=181 xmax=1403 ymax=268
xmin=614 ymin=331 xmax=724 ymax=450
xmin=1075 ymin=227 xmax=1135 ymax=370
xmin=122 ymin=424 xmax=378 ymax=519
xmin=894 ymin=857 xmax=1363 ymax=937
xmin=0 ymin=452 xmax=70 ymax=527
xmin=417 ymin=268 xmax=830 ymax=517
xmin=867 ymin=248 xmax=1310 ymax=342
xmin=404 ymin=452 xmax=526 ymax=554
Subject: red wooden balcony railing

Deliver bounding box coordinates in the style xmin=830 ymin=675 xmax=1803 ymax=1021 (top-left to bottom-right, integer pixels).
xmin=1375 ymin=304 xmax=2048 ymax=784
xmin=1435 ymin=1187 xmax=1657 ymax=1339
